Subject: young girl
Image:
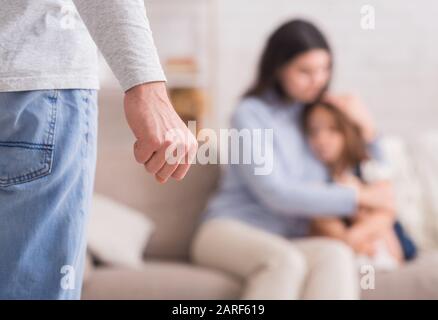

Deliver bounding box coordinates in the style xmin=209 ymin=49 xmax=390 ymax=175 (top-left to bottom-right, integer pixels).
xmin=302 ymin=102 xmax=416 ymax=270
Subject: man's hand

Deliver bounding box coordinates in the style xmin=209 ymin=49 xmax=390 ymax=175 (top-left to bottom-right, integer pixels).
xmin=124 ymin=82 xmax=198 ymax=183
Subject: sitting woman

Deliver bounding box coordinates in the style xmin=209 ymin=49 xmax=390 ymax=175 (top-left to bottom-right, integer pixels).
xmin=302 ymin=101 xmax=417 ymax=271
xmin=190 ymin=19 xmax=393 ymax=300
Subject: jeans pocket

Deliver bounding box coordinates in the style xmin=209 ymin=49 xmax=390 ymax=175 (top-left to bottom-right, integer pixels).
xmin=0 ymin=90 xmax=58 ymax=188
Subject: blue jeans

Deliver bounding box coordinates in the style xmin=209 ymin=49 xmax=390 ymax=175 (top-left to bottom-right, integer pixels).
xmin=0 ymin=89 xmax=98 ymax=299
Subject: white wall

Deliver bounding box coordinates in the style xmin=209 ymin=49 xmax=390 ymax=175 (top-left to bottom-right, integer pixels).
xmin=213 ymin=0 xmax=438 ymax=137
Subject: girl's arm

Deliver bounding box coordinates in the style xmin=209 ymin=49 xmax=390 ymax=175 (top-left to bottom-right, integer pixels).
xmin=311 ymin=218 xmax=348 ymax=241
xmin=311 ymin=216 xmax=378 ymax=256
xmin=346 ymin=208 xmax=395 ymax=246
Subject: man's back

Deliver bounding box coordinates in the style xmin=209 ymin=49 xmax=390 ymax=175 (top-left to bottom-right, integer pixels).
xmin=0 ymin=0 xmax=98 ymax=92
xmin=0 ymin=0 xmax=197 ymax=299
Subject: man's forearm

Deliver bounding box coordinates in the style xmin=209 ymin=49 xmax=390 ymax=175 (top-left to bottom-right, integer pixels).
xmin=72 ymin=0 xmax=166 ymax=91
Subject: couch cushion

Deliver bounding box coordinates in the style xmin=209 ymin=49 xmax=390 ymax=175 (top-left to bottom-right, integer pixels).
xmin=88 ymin=193 xmax=155 ymax=268
xmin=81 ymin=261 xmax=241 ymax=300
xmin=413 ymin=132 xmax=438 ymax=248
xmin=379 ymin=136 xmax=428 ymax=247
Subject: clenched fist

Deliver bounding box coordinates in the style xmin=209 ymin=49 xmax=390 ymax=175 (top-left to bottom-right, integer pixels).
xmin=124 ymin=82 xmax=198 ymax=183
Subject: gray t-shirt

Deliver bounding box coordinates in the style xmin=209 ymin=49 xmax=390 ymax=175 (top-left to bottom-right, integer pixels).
xmin=0 ymin=0 xmax=166 ymax=92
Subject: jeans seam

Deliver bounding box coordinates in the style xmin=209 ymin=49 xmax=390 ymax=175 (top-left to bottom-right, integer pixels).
xmin=0 ymin=142 xmax=53 ymax=151
xmin=68 ymin=90 xmax=94 ymax=298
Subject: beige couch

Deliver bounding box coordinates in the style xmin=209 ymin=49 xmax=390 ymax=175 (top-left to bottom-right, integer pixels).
xmin=82 ymin=146 xmax=438 ymax=300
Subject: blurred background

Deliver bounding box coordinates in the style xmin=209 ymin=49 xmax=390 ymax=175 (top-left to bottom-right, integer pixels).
xmin=83 ymin=0 xmax=438 ymax=300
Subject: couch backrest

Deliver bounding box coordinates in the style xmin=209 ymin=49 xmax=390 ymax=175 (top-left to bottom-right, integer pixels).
xmin=380 ymin=134 xmax=438 ymax=250
xmin=95 ymin=89 xmax=222 ymax=261
xmin=94 ymin=145 xmax=221 ymax=261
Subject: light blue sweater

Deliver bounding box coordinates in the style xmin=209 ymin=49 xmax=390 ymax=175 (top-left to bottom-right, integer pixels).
xmin=202 ymin=91 xmax=383 ymax=237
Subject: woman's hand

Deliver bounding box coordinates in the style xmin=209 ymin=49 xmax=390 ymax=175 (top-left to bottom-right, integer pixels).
xmin=336 ymin=173 xmax=395 ymax=212
xmin=358 ymin=181 xmax=396 ymax=212
xmin=323 ymin=93 xmax=377 ymax=143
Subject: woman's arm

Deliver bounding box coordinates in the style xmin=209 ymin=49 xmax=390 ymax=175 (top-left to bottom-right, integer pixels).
xmin=338 ymin=175 xmax=396 ymax=213
xmin=322 ymin=94 xmax=387 ymax=164
xmin=230 ymin=100 xmax=358 ymax=218
xmin=322 ymin=94 xmax=376 ymax=143
xmin=366 ymin=135 xmax=386 ymax=164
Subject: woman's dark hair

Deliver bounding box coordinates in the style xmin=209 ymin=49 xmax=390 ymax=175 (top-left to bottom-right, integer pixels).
xmin=301 ymin=102 xmax=369 ymax=173
xmin=245 ymin=19 xmax=332 ymax=101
